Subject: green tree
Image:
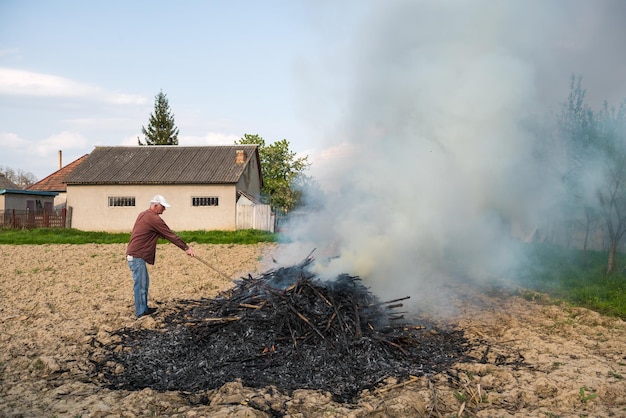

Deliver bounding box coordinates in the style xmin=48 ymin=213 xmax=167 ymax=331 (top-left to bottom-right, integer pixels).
xmin=236 ymin=133 xmax=310 ymax=214
xmin=138 ymin=90 xmax=179 ymax=145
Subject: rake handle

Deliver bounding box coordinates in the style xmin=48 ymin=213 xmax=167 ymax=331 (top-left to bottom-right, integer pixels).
xmin=194 ymin=255 xmax=231 ymax=280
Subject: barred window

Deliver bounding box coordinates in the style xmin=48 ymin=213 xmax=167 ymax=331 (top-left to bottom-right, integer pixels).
xmin=192 ymin=196 xmax=219 ymax=206
xmin=108 ymin=196 xmax=136 ymax=207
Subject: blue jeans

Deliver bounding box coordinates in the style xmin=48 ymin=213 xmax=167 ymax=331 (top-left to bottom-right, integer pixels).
xmin=128 ymin=256 xmax=150 ymax=317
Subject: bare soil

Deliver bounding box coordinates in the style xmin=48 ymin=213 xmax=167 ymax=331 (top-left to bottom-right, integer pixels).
xmin=1 ymin=243 xmax=625 ymax=417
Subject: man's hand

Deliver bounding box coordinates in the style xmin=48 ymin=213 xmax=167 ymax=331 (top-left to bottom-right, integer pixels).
xmin=185 ymin=247 xmax=196 ymax=257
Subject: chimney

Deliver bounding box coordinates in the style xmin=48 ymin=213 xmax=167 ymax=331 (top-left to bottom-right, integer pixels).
xmin=58 ymin=150 xmax=63 ymax=169
xmin=236 ymin=149 xmax=245 ymax=164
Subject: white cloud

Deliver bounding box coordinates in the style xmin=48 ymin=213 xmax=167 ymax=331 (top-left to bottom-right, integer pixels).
xmin=0 ymin=67 xmax=148 ymax=105
xmin=0 ymin=67 xmax=97 ymax=97
xmin=0 ymin=132 xmax=28 ymax=149
xmin=0 ymin=131 xmax=87 ymax=158
xmin=0 ymin=131 xmax=90 ymax=178
xmin=33 ymin=132 xmax=89 ymax=156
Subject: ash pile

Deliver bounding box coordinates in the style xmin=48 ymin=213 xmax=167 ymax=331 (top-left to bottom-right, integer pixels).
xmin=96 ymin=256 xmax=469 ymax=402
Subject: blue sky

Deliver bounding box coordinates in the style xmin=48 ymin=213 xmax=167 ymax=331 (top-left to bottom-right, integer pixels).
xmin=0 ymin=0 xmax=359 ymax=182
xmin=1 ymin=0 xmax=625 ymax=188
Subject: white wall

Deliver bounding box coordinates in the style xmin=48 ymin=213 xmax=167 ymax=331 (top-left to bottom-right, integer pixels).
xmin=67 ymin=184 xmax=238 ymax=232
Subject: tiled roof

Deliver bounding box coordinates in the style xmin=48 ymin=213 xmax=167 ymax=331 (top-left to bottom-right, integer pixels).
xmin=27 ymin=154 xmax=90 ymax=192
xmin=63 ymin=145 xmax=260 ymax=185
xmin=0 ymin=173 xmax=21 ymax=190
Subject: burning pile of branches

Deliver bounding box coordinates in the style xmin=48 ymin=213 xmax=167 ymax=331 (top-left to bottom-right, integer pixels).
xmin=95 ymin=256 xmax=469 ymax=402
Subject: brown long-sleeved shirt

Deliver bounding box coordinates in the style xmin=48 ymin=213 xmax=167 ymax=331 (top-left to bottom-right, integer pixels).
xmin=126 ymin=209 xmax=188 ymax=264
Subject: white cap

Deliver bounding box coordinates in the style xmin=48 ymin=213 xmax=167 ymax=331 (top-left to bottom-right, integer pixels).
xmin=149 ymin=194 xmax=171 ymax=208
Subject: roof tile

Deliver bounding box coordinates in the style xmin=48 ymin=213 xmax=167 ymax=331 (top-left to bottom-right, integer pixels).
xmin=63 ymin=145 xmax=260 ymax=185
xmin=26 ymin=155 xmax=90 ymax=192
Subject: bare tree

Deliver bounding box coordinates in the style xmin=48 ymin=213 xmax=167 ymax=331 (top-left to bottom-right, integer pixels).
xmin=594 ymin=101 xmax=626 ymax=273
xmin=558 ymin=76 xmax=596 ymax=251
xmin=0 ymin=165 xmax=37 ymax=188
xmin=558 ymin=76 xmax=626 ymax=272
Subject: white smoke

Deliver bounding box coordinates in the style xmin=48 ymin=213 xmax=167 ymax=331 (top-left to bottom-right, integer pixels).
xmin=276 ymin=0 xmax=623 ymax=311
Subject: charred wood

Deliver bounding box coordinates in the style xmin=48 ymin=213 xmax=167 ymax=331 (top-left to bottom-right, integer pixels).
xmin=94 ymin=257 xmax=470 ymax=403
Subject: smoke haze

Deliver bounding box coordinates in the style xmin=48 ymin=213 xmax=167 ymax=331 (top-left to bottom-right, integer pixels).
xmin=278 ymin=0 xmax=626 ymax=311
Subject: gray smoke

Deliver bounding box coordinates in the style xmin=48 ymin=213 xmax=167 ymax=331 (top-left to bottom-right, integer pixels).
xmin=277 ymin=0 xmax=626 ymax=311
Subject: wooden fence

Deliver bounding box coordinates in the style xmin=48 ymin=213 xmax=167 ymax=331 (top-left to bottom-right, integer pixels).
xmin=0 ymin=209 xmax=69 ymax=229
xmin=236 ymin=204 xmax=275 ymax=232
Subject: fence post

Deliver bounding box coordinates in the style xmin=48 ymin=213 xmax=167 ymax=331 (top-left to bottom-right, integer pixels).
xmin=66 ymin=207 xmax=72 ymax=229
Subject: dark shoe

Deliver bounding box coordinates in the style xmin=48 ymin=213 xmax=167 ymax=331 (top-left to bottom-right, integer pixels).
xmin=137 ymin=307 xmax=158 ymax=318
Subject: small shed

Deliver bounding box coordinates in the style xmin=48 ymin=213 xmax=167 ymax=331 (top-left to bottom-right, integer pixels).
xmin=236 ymin=191 xmax=274 ymax=232
xmin=1 ymin=173 xmax=59 ymax=228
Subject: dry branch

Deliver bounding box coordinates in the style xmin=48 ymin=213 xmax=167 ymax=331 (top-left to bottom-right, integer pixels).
xmin=96 ymin=256 xmax=470 ymax=403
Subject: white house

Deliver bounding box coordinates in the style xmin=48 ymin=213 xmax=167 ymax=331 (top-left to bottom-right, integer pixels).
xmin=63 ymin=145 xmax=272 ymax=232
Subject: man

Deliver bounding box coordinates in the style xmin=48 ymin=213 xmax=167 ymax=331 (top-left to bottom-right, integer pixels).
xmin=126 ymin=194 xmax=195 ymax=318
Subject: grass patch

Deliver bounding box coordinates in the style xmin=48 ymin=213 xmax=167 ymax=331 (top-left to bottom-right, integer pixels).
xmin=0 ymin=228 xmax=130 ymax=244
xmin=579 ymin=386 xmax=597 ymax=403
xmin=0 ymin=228 xmax=278 ymax=245
xmin=513 ymin=243 xmax=626 ymax=319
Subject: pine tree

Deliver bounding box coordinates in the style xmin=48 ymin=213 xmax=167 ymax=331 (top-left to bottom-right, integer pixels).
xmin=138 ymin=90 xmax=179 ymax=145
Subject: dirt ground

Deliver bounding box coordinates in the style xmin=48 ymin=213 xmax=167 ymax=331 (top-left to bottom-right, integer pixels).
xmin=1 ymin=243 xmax=625 ymax=417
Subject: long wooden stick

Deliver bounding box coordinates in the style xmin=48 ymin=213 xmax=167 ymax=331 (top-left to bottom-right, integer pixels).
xmin=194 ymin=255 xmax=231 ymax=280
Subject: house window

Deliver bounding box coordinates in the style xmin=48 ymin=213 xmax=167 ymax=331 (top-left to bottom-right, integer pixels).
xmin=108 ymin=196 xmax=136 ymax=207
xmin=192 ymin=196 xmax=219 ymax=206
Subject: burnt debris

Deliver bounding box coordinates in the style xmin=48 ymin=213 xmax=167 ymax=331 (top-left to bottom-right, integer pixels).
xmin=95 ymin=256 xmax=469 ymax=402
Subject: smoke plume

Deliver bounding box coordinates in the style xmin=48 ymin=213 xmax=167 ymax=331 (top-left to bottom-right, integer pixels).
xmin=277 ymin=0 xmax=626 ymax=312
